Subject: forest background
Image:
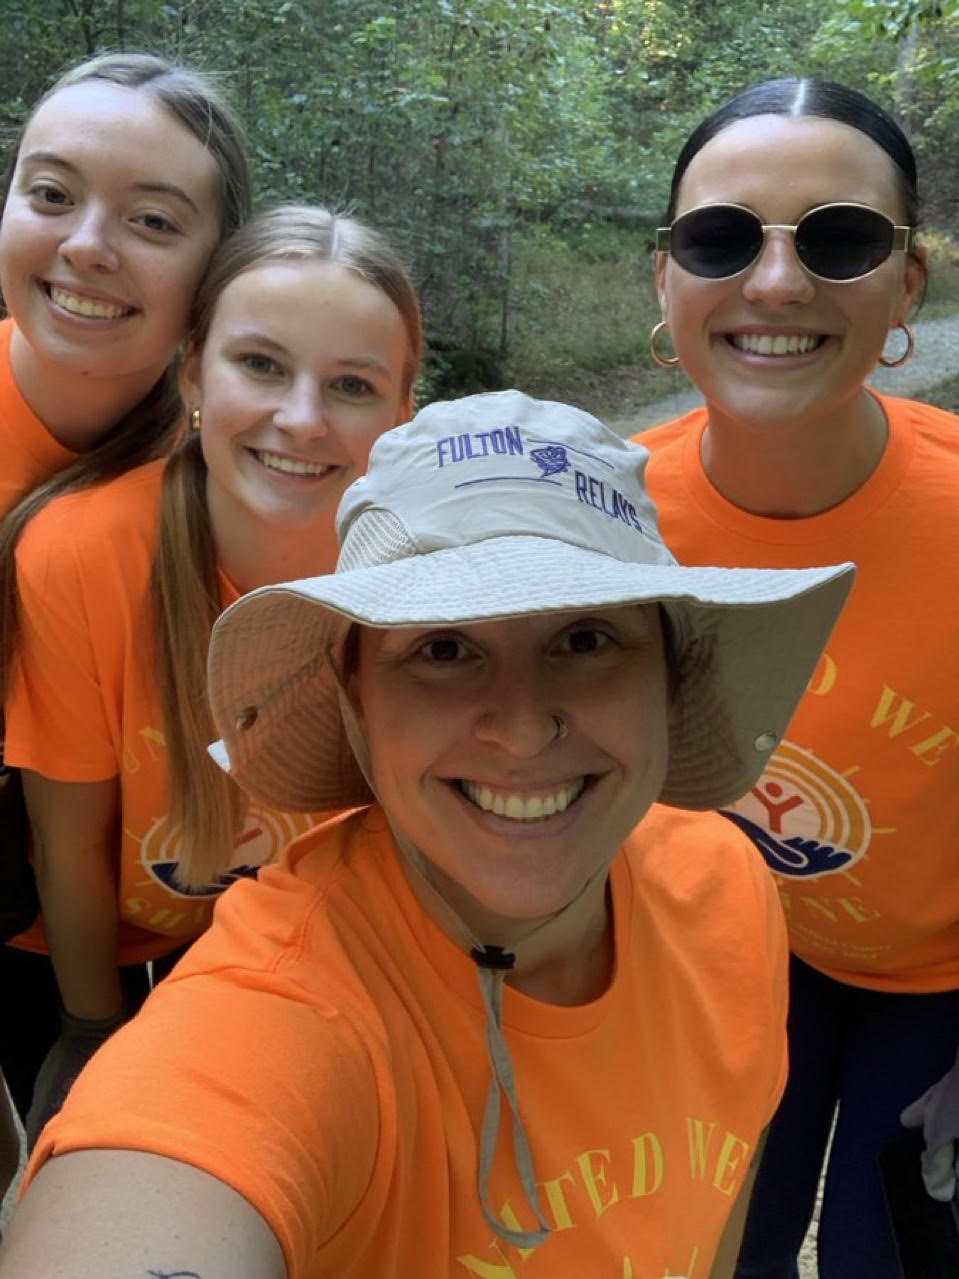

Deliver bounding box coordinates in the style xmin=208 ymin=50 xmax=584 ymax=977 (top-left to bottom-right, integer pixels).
xmin=1 ymin=0 xmax=958 ymax=416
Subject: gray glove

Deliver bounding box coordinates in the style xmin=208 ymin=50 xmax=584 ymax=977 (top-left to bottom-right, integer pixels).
xmin=901 ymin=1049 xmax=959 ymax=1202
xmin=25 ymin=1004 xmax=127 ymax=1149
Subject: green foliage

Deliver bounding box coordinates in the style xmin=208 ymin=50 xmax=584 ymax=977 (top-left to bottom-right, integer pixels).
xmin=507 ymin=223 xmax=658 ymax=381
xmin=811 ymin=0 xmax=959 ymax=220
xmin=916 ymin=231 xmax=959 ymax=317
xmin=827 ymin=0 xmax=959 ymax=40
xmin=595 ymin=0 xmax=827 ymax=209
xmin=0 ymin=0 xmax=957 ymax=392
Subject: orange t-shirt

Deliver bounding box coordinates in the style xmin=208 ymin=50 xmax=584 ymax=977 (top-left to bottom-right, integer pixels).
xmin=4 ymin=459 xmax=318 ymax=964
xmin=0 ymin=318 xmax=78 ymax=518
xmin=29 ymin=803 xmax=788 ymax=1278
xmin=639 ymin=394 xmax=959 ymax=992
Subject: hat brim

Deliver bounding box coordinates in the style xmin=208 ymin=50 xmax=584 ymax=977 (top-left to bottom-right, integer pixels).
xmin=207 ymin=536 xmax=854 ymax=814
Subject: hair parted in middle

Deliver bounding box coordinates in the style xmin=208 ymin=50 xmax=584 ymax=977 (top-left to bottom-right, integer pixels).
xmin=659 ymin=76 xmax=928 ymax=320
xmin=663 ymin=76 xmax=921 ymax=226
xmin=152 ymin=203 xmax=424 ymax=888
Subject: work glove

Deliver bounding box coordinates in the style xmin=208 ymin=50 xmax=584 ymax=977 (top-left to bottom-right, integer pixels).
xmin=25 ymin=1004 xmax=127 ymax=1149
xmin=901 ymin=1049 xmax=959 ymax=1202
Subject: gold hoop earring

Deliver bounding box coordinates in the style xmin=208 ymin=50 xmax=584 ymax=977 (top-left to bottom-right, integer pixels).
xmin=649 ymin=320 xmax=681 ymax=369
xmin=878 ymin=323 xmax=915 ymax=369
xmin=190 ymin=407 xmax=202 ymax=431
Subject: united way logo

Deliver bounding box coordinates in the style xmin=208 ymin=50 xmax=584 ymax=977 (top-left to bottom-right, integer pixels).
xmin=530 ymin=444 xmax=569 ymax=477
xmin=721 ymin=741 xmax=871 ymax=879
xmin=139 ymin=807 xmax=307 ymax=897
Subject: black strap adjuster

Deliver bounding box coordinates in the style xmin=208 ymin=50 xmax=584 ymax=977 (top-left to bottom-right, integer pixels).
xmin=470 ymin=944 xmax=516 ymax=971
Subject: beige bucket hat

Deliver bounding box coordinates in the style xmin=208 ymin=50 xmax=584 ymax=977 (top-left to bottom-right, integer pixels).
xmin=207 ymin=390 xmax=854 ymax=814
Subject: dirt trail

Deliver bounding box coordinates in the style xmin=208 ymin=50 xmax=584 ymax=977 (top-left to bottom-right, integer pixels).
xmin=610 ymin=312 xmax=959 ymax=435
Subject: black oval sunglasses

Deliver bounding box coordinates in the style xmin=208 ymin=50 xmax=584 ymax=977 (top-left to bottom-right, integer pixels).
xmin=656 ymin=202 xmax=917 ymax=282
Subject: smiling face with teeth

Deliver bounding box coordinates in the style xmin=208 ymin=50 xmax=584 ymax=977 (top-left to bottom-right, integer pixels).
xmin=184 ymin=256 xmax=411 ymax=588
xmin=656 ymin=114 xmax=925 ymax=444
xmin=0 ymin=80 xmax=222 ymax=407
xmin=349 ymin=607 xmax=669 ymax=935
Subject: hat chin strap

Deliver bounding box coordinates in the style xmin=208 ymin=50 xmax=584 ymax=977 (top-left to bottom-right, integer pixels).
xmin=335 ymin=685 xmax=606 ymax=1250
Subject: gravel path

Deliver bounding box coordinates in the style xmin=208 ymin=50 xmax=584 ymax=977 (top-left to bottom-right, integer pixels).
xmin=610 ymin=312 xmax=959 ymax=434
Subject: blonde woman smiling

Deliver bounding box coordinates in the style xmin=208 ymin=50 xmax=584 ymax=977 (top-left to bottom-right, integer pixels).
xmin=2 ymin=204 xmax=421 ymax=1146
xmin=0 ymin=46 xmax=250 ymax=1204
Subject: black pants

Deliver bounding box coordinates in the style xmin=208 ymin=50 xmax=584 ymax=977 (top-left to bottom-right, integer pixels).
xmin=734 ymin=955 xmax=959 ymax=1279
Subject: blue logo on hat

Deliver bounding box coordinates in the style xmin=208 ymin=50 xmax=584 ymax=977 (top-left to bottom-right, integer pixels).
xmin=530 ymin=445 xmax=570 ymax=477
xmin=434 ymin=427 xmax=646 ymax=537
xmin=436 ymin=426 xmax=524 ymax=467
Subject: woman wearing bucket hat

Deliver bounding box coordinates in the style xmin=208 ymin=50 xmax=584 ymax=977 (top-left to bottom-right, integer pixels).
xmin=0 ymin=203 xmax=421 ymax=1155
xmin=0 ymin=392 xmax=852 ymax=1278
xmin=642 ymin=77 xmax=959 ymax=1278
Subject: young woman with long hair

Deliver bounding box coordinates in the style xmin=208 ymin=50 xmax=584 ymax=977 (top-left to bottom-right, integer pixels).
xmin=0 ymin=48 xmax=250 ymax=609
xmin=641 ymin=77 xmax=957 ymax=1277
xmin=1 ymin=203 xmax=422 ymax=1150
xmin=0 ymin=46 xmax=251 ymax=1206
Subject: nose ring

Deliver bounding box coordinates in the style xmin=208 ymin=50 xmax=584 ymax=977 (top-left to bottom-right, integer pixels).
xmin=553 ymin=715 xmax=568 ymax=741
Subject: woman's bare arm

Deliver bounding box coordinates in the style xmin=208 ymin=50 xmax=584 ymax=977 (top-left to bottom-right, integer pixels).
xmin=23 ymin=772 xmax=124 ymax=1019
xmin=0 ymin=1150 xmax=286 ymax=1278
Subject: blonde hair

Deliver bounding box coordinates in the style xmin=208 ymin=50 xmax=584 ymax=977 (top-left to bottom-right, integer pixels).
xmin=152 ymin=204 xmax=423 ymax=888
xmin=0 ymin=52 xmax=252 ymax=705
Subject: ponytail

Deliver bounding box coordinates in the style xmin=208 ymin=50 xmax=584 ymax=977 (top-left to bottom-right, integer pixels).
xmin=150 ymin=431 xmax=243 ymax=889
xmin=148 ymin=204 xmax=423 ymax=888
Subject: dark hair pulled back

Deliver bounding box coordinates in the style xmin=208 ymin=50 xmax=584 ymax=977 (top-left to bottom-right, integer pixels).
xmin=664 ymin=77 xmax=919 ymax=225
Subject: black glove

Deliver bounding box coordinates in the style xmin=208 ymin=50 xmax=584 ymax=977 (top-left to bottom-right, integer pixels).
xmin=25 ymin=1004 xmax=128 ymax=1148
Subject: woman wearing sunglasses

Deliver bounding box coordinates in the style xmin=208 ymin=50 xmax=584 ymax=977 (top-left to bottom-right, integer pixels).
xmin=641 ymin=78 xmax=957 ymax=1278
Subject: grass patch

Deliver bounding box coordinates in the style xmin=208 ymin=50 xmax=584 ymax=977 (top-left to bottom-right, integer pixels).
xmin=917 ymin=230 xmax=959 ymax=320
xmin=506 ymin=224 xmax=665 ymax=411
